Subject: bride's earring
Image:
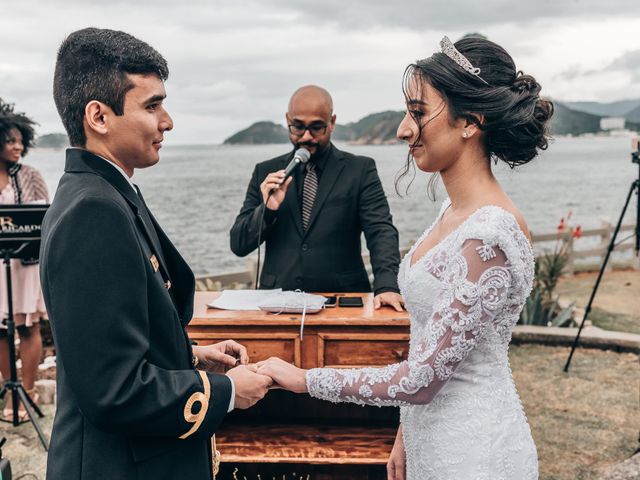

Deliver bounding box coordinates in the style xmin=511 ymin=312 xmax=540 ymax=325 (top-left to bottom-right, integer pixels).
xmin=462 ymin=131 xmax=469 ymax=138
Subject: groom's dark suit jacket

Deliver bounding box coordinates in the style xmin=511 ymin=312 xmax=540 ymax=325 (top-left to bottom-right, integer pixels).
xmin=230 ymin=144 xmax=400 ymax=293
xmin=40 ymin=149 xmax=231 ymax=480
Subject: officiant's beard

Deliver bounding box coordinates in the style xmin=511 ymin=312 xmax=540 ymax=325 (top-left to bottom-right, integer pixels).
xmin=294 ymin=140 xmax=329 ymax=160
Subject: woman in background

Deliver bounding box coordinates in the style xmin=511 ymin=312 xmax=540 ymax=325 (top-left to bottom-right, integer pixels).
xmin=0 ymin=99 xmax=49 ymax=420
xmin=257 ymin=35 xmax=553 ymax=480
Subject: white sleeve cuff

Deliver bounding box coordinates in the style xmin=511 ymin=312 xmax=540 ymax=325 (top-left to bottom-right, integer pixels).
xmin=227 ymin=376 xmax=235 ymax=412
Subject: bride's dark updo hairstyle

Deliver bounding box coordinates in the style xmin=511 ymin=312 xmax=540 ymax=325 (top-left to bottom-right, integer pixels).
xmin=397 ymin=35 xmax=553 ymax=193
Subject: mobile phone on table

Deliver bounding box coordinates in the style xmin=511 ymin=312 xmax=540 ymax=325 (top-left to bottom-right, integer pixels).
xmin=338 ymin=296 xmax=363 ymax=307
xmin=324 ymin=295 xmax=337 ymax=307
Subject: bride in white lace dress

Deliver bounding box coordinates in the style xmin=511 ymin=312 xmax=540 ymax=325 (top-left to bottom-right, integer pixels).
xmin=257 ymin=35 xmax=553 ymax=480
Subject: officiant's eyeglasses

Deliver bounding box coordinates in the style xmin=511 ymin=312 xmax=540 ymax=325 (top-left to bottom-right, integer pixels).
xmin=288 ymin=122 xmax=328 ymax=137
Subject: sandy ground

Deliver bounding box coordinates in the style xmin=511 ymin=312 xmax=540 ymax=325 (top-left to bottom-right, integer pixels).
xmin=511 ymin=345 xmax=639 ymax=480
xmin=556 ymin=270 xmax=640 ymax=318
xmin=0 ymin=403 xmax=52 ymax=478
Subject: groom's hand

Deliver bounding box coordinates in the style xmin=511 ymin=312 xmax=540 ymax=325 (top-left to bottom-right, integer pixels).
xmin=193 ymin=340 xmax=249 ymax=373
xmin=226 ymin=364 xmax=272 ymax=410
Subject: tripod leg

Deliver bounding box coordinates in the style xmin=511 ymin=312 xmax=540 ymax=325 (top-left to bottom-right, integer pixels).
xmin=0 ymin=254 xmax=49 ymax=449
xmin=0 ymin=384 xmax=7 ymax=420
xmin=635 ymin=177 xmax=640 ymax=255
xmin=16 ymin=386 xmax=49 ymax=450
xmin=21 ymin=385 xmax=44 ymax=417
xmin=564 ymin=180 xmax=638 ymax=372
xmin=10 ymin=384 xmax=19 ymax=427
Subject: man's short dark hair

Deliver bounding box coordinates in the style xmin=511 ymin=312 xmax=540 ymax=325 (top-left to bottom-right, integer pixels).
xmin=53 ymin=27 xmax=169 ymax=147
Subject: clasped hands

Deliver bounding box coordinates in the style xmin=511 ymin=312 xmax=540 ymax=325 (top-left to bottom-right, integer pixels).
xmin=193 ymin=340 xmax=272 ymax=410
xmin=196 ymin=341 xmax=405 ymax=479
xmin=193 ymin=341 xmax=308 ymax=409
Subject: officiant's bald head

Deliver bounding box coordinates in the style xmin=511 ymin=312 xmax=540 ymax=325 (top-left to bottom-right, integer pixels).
xmin=288 ymin=85 xmax=333 ymax=114
xmin=286 ymin=85 xmax=336 ymax=156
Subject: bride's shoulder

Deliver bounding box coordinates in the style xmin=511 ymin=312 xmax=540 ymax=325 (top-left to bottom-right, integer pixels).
xmin=456 ymin=207 xmax=534 ymax=285
xmin=458 ymin=204 xmax=532 ymax=259
xmin=466 ymin=200 xmax=528 ymax=238
xmin=489 ymin=205 xmax=529 ymax=241
xmin=499 ymin=203 xmax=530 ymax=242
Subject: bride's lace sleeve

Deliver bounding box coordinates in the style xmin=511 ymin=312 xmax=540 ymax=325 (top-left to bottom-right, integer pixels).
xmin=306 ymin=238 xmax=513 ymax=407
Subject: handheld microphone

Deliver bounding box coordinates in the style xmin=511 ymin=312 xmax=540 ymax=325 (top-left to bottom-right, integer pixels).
xmin=282 ymin=148 xmax=311 ymax=180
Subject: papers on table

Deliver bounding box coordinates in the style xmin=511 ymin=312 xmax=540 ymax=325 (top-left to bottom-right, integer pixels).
xmin=207 ymin=289 xmax=283 ymax=311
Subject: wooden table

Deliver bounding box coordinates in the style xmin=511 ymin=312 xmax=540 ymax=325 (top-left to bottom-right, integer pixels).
xmin=188 ymin=292 xmax=410 ymax=480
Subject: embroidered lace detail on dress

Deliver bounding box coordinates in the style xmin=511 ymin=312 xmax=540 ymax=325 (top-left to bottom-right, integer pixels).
xmin=307 ymin=236 xmax=514 ymax=406
xmin=306 ymin=202 xmax=538 ymax=479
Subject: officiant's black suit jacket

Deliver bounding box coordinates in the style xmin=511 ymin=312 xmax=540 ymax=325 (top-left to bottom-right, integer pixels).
xmin=40 ymin=148 xmax=231 ymax=480
xmin=230 ymin=144 xmax=400 ymax=293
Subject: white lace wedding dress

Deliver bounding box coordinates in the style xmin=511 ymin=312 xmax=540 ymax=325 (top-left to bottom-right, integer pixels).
xmin=306 ymin=200 xmax=538 ymax=479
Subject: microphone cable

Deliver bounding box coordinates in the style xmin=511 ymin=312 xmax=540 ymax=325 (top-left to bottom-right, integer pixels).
xmin=254 ymin=191 xmax=273 ymax=290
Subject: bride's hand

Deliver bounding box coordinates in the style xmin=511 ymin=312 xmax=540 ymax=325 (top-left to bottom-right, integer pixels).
xmin=255 ymin=357 xmax=308 ymax=394
xmin=387 ymin=424 xmax=405 ymax=480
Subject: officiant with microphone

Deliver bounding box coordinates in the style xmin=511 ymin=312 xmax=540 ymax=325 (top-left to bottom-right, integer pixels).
xmin=230 ymin=85 xmax=403 ymax=310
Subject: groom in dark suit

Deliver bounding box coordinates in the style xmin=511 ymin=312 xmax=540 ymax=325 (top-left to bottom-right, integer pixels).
xmin=41 ymin=28 xmax=271 ymax=480
xmin=230 ymin=86 xmax=403 ymax=310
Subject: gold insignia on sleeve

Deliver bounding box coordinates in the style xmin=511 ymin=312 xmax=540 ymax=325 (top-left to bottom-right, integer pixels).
xmin=179 ymin=370 xmax=211 ymax=439
xmin=150 ymin=254 xmax=160 ymax=272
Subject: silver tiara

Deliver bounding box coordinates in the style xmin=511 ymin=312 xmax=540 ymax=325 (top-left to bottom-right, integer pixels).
xmin=440 ymin=36 xmax=489 ymax=85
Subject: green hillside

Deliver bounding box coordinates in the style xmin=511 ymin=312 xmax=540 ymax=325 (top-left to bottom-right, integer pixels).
xmin=625 ymin=105 xmax=640 ymax=123
xmin=224 ymin=101 xmax=638 ymax=145
xmin=34 ymin=133 xmax=68 ymax=148
xmin=334 ymin=111 xmax=404 ymax=143
xmin=564 ymin=99 xmax=640 ymax=117
xmin=223 ymin=121 xmax=289 ymax=144
xmin=549 ymin=103 xmax=602 ymax=136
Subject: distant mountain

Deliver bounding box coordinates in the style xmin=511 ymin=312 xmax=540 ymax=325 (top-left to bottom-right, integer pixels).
xmin=223 ymin=121 xmax=289 ymax=144
xmin=225 ymin=112 xmax=406 ymax=145
xmin=550 ymin=103 xmax=603 ymax=136
xmin=224 ymin=101 xmax=638 ymax=146
xmin=337 ymin=106 xmax=623 ymax=140
xmin=34 ymin=133 xmax=68 ymax=148
xmin=625 ymin=104 xmax=640 ymax=123
xmin=564 ymin=99 xmax=640 ymax=118
xmin=334 ymin=111 xmax=404 ymax=144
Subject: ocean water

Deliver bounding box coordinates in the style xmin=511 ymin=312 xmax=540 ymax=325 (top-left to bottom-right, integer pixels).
xmin=26 ymin=137 xmax=639 ymax=275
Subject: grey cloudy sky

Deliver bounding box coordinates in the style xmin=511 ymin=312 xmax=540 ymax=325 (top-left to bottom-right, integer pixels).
xmin=2 ymin=0 xmax=640 ymax=145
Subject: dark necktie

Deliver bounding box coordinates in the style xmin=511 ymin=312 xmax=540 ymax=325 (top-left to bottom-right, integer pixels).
xmin=301 ymin=162 xmax=318 ymax=230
